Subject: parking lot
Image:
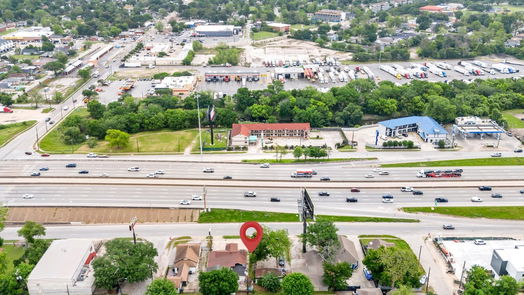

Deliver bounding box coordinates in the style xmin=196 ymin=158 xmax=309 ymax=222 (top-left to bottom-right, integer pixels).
xmin=441 ymin=238 xmax=523 ymax=280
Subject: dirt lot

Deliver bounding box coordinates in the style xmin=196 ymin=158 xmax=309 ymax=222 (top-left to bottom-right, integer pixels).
xmin=6 ymin=207 xmax=200 ymax=224
xmin=45 ymin=77 xmax=81 ymax=97
xmin=246 ymin=38 xmax=352 ymax=67
xmin=0 ymin=109 xmax=47 ymax=124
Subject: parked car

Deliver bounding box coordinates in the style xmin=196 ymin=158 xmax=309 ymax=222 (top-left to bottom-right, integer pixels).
xmin=278 ymin=257 xmax=285 ymax=267
xmin=320 ymin=177 xmax=331 ymax=181
xmin=471 ymin=197 xmax=483 ymax=202
xmin=412 ymin=190 xmax=424 ymax=195
xmin=435 ymin=197 xmax=448 ymax=203
xmin=180 ymin=200 xmax=191 ymax=205
xmin=203 ymin=168 xmax=215 ymax=173
xmin=491 ymin=193 xmax=503 ymax=198
xmin=479 ymin=186 xmax=492 ymax=191
xmin=474 ymin=239 xmax=486 ymax=245
xmin=244 ymin=191 xmax=256 ymax=197
xmin=346 ymin=197 xmax=358 ymax=203
xmin=350 ymin=188 xmax=360 ymax=192
xmin=65 ymin=163 xmax=77 ymax=168
xmin=270 ymin=197 xmax=281 ymax=202
xmin=318 ymin=192 xmax=330 ymax=196
xmin=363 ymin=267 xmax=373 ymax=280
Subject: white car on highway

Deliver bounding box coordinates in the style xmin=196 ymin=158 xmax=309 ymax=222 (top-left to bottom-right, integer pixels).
xmin=180 ymin=200 xmax=191 ymax=205
xmin=203 ymin=168 xmax=215 ymax=173
xmin=491 ymin=152 xmax=502 ymax=157
xmin=471 ymin=197 xmax=483 ymax=202
xmin=128 ymin=167 xmax=140 ymax=172
xmin=260 ymin=163 xmax=270 ymax=168
xmin=146 ymin=173 xmax=158 ymax=178
xmin=154 ymin=170 xmax=165 ymax=175
xmin=365 ymin=174 xmax=374 ymax=178
xmin=22 ymin=194 xmax=34 ymax=199
xmin=87 ymin=153 xmax=97 ymax=158
xmin=401 ymin=187 xmax=413 ymax=192
xmin=100 ymin=173 xmax=109 ymax=177
xmin=192 ymin=194 xmax=203 ymax=200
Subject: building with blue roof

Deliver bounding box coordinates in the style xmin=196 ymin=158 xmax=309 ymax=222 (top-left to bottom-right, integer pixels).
xmin=378 ymin=116 xmax=448 ymax=144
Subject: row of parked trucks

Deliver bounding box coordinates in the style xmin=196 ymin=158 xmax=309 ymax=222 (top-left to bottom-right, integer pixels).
xmin=379 ymin=63 xmax=448 ymax=79
xmin=454 ymin=60 xmax=519 ymax=76
xmin=304 ymin=66 xmax=374 ymax=84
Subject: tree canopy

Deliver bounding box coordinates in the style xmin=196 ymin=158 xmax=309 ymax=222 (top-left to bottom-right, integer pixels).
xmin=146 ymin=278 xmax=178 ymax=295
xmin=302 ymin=221 xmax=340 ymax=262
xmin=93 ymin=239 xmax=158 ymax=290
xmin=198 ymin=267 xmax=239 ymax=295
xmin=17 ymin=221 xmax=46 ymax=244
xmin=281 ymin=272 xmax=314 ymax=295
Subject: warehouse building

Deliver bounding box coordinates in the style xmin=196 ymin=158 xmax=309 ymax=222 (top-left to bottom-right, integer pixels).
xmin=378 ymin=116 xmax=448 ymax=143
xmin=27 ymin=239 xmax=97 ymax=295
xmin=231 ymin=123 xmax=310 ymax=146
xmin=154 ymin=76 xmax=197 ymax=98
xmin=194 ymin=25 xmax=240 ymax=37
xmin=267 ymin=22 xmax=290 ymax=32
xmin=490 ymin=247 xmax=524 ymax=282
xmin=2 ymin=26 xmax=53 ymax=42
xmin=453 ymin=116 xmax=505 ymax=138
xmin=312 ymin=10 xmax=346 ymax=22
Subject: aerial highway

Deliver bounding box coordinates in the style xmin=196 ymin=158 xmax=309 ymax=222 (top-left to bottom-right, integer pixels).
xmin=3 ymin=160 xmax=524 ymax=181
xmin=3 ymin=184 xmax=524 ymax=216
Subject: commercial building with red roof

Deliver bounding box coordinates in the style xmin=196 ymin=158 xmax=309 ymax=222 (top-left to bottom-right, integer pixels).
xmin=419 ymin=5 xmax=444 ymax=12
xmin=207 ymin=243 xmax=248 ymax=276
xmin=230 ymin=122 xmax=310 ymax=146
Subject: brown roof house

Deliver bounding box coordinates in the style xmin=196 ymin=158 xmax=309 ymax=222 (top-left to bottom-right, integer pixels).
xmin=367 ymin=239 xmax=394 ymax=250
xmin=336 ymin=236 xmax=359 ymax=269
xmin=169 ymin=243 xmax=200 ymax=291
xmin=207 ymin=243 xmax=248 ymax=277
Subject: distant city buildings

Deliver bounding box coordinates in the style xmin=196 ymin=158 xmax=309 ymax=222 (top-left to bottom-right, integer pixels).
xmin=312 ymin=9 xmax=346 ymax=23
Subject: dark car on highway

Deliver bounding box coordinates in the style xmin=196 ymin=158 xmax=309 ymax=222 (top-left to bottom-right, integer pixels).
xmin=39 ymin=167 xmax=49 ymax=171
xmin=41 ymin=153 xmax=50 ymax=157
xmin=320 ymin=177 xmax=331 ymax=181
xmin=66 ymin=163 xmax=77 ymax=168
xmin=30 ymin=172 xmax=41 ymax=176
xmin=479 ymin=186 xmax=492 ymax=191
xmin=350 ymin=188 xmax=360 ymax=192
xmin=318 ymin=192 xmax=330 ymax=196
xmin=223 ymin=176 xmax=232 ymax=179
xmin=346 ymin=197 xmax=358 ymax=203
xmin=412 ymin=190 xmax=424 ymax=195
xmin=514 ymin=148 xmax=523 ymax=153
xmin=25 ymin=151 xmax=32 ymax=155
xmin=491 ymin=193 xmax=503 ymax=198
xmin=270 ymin=197 xmax=280 ymax=202
xmin=78 ymin=170 xmax=89 ymax=174
xmin=435 ymin=197 xmax=448 ymax=203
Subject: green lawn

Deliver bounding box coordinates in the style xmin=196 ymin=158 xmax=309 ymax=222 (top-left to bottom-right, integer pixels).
xmin=198 ymin=209 xmax=418 ymax=223
xmin=1 ymin=245 xmax=25 ymax=273
xmin=252 ymin=31 xmax=279 ymax=41
xmin=192 ymin=129 xmax=228 ymax=152
xmin=0 ymin=121 xmax=37 ymax=147
xmin=77 ymin=129 xmax=198 ymax=154
xmin=0 ymin=28 xmax=16 ymax=36
xmin=402 ymin=206 xmax=524 ymax=220
xmin=382 ymin=157 xmax=524 ymax=167
xmin=41 ymin=107 xmax=55 ymax=113
xmin=290 ymin=24 xmax=316 ymax=31
xmin=495 ymin=5 xmax=524 ymax=12
xmin=502 ymin=109 xmax=524 ymax=128
xmin=10 ymin=54 xmax=39 ymax=60
xmin=242 ymin=157 xmax=377 ymax=164
xmin=337 ymin=146 xmax=355 ymax=152
xmin=39 ymin=108 xmax=89 ymax=153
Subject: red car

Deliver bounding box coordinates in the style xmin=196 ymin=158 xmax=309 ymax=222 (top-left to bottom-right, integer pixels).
xmin=350 ymin=188 xmax=360 ymax=192
xmin=41 ymin=153 xmax=50 ymax=157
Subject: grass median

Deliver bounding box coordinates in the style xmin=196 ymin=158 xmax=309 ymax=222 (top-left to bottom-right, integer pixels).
xmin=198 ymin=209 xmax=418 ymax=223
xmin=402 ymin=206 xmax=524 ymax=220
xmin=0 ymin=120 xmax=37 ymax=147
xmin=242 ymin=157 xmax=377 ymax=164
xmin=382 ymin=157 xmax=524 ymax=167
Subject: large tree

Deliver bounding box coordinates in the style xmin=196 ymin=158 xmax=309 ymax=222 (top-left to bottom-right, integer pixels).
xmin=198 ymin=268 xmax=238 ymax=295
xmin=93 ymin=239 xmax=158 ymax=291
xmin=250 ymin=226 xmax=292 ymax=265
xmin=322 ymin=262 xmax=353 ymax=291
xmin=302 ymin=221 xmax=340 ymax=262
xmin=281 ymin=273 xmax=313 ymax=295
xmin=363 ymin=246 xmax=423 ymax=288
xmin=105 ymin=129 xmax=130 ymax=149
xmin=17 ymin=221 xmax=46 ymax=244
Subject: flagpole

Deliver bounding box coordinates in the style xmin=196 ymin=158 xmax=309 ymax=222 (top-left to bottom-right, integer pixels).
xmin=197 ymin=94 xmax=203 ymax=162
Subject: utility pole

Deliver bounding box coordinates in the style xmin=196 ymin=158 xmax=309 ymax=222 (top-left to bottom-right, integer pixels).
xmin=425 ymin=267 xmax=431 ymax=292
xmin=129 ymin=217 xmax=138 ymax=245
xmin=418 ymin=245 xmax=422 ymax=261
xmin=196 ymin=94 xmax=203 ymax=161
xmin=203 ymin=185 xmax=208 ymax=212
xmin=458 ymin=261 xmax=467 ymax=290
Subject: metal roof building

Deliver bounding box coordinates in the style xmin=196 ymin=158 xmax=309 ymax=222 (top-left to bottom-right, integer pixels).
xmin=453 ymin=116 xmax=505 ymax=138
xmin=378 ymin=116 xmax=448 ymax=143
xmin=27 ymin=239 xmax=97 ymax=295
xmin=195 ymin=25 xmax=237 ymax=37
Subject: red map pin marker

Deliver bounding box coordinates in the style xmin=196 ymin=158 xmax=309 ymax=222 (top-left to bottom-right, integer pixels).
xmin=240 ymin=221 xmax=263 ymax=253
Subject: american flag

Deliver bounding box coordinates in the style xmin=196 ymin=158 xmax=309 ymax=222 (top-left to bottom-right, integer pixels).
xmin=207 ymin=105 xmax=216 ymax=122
